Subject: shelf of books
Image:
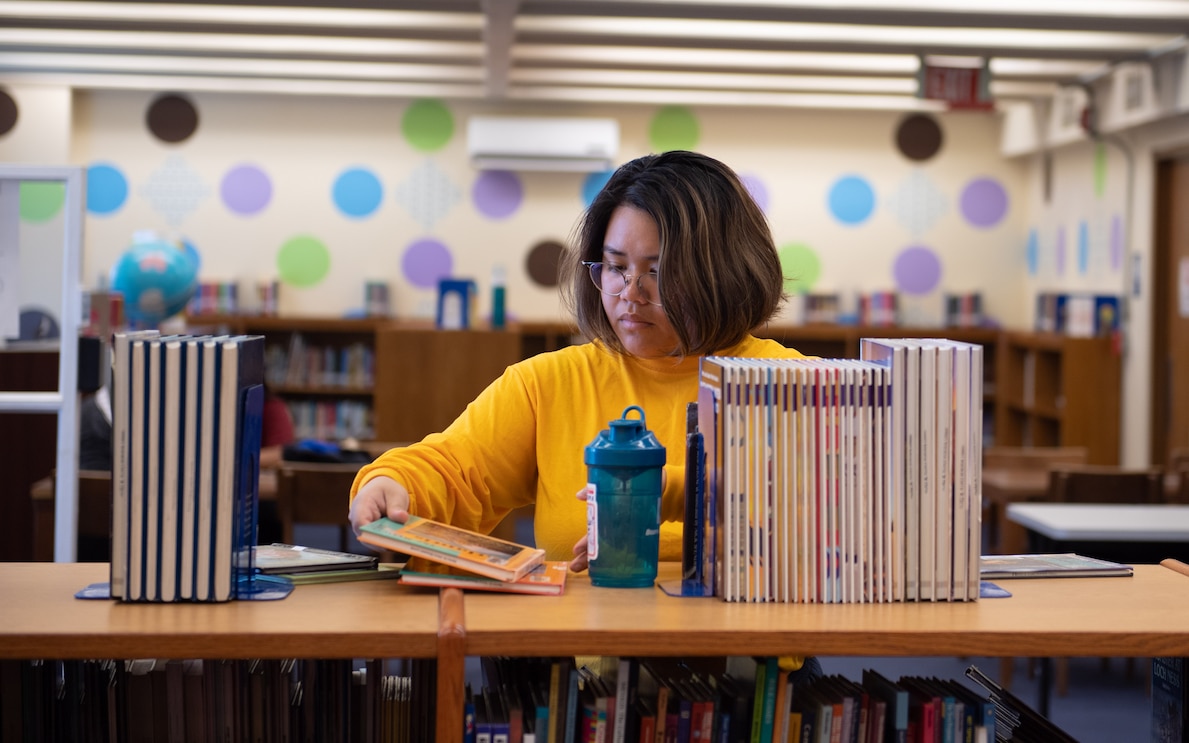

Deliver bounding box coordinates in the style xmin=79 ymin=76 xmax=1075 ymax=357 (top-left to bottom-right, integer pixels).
xmin=995 ymin=332 xmax=1121 ymax=464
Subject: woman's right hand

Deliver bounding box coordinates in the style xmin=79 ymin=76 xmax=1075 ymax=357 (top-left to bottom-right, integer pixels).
xmin=348 ymin=475 xmax=411 ymax=535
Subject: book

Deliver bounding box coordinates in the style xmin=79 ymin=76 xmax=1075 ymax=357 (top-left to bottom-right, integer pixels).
xmin=253 ymin=543 xmax=378 ymax=574
xmin=358 ymin=516 xmax=546 ymax=582
xmin=273 ymin=563 xmax=403 ymax=585
xmin=399 ymin=561 xmax=568 ymax=595
xmin=1152 ymin=656 xmax=1189 ymax=743
xmin=979 ymin=553 xmax=1134 ymax=579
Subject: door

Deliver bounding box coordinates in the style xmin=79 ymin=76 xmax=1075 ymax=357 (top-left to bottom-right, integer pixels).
xmin=1152 ymin=158 xmax=1189 ymax=465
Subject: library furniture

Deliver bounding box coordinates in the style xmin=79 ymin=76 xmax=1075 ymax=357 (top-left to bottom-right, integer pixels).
xmin=5 ymin=561 xmax=1189 ymax=742
xmin=1008 ymin=502 xmax=1189 ymax=563
xmin=980 ymin=446 xmax=1089 ymax=555
xmin=275 ymin=461 xmax=366 ymax=552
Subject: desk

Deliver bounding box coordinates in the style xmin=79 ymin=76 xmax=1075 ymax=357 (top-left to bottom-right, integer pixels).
xmin=1008 ymin=502 xmax=1189 ymax=564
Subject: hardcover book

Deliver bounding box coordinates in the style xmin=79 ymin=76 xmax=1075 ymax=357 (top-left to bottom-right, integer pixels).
xmin=253 ymin=543 xmax=379 ymax=574
xmin=358 ymin=516 xmax=546 ymax=582
xmin=979 ymin=553 xmax=1133 ymax=579
xmin=398 ymin=561 xmax=569 ymax=595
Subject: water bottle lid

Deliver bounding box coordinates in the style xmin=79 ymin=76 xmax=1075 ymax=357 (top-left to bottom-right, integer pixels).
xmin=584 ymin=405 xmax=667 ymax=466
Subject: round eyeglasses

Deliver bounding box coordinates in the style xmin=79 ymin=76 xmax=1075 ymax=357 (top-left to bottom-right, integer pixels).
xmin=581 ymin=261 xmax=662 ymax=306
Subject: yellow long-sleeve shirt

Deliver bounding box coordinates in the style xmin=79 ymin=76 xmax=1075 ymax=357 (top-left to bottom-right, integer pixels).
xmin=350 ymin=334 xmax=805 ymax=562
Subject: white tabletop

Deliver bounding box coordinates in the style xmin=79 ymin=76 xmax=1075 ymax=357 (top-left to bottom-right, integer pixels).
xmin=1006 ymin=503 xmax=1189 ymax=542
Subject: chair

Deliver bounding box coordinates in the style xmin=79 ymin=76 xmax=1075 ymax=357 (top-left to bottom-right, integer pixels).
xmin=1167 ymin=448 xmax=1189 ymax=504
xmin=31 ymin=469 xmax=113 ymax=562
xmin=274 ymin=462 xmax=367 ymax=553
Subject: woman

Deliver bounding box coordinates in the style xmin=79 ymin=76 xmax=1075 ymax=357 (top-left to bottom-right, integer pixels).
xmin=348 ymin=150 xmax=807 ymax=572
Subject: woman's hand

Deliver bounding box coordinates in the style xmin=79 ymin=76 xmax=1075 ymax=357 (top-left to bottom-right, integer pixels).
xmin=569 ymin=486 xmax=590 ymax=573
xmin=348 ymin=475 xmax=411 ymax=535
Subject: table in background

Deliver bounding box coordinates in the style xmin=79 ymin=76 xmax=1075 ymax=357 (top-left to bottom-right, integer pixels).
xmin=1007 ymin=502 xmax=1189 ymax=564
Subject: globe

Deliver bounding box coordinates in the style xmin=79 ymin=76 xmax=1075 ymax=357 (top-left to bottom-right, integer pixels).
xmin=109 ymin=238 xmax=199 ymax=326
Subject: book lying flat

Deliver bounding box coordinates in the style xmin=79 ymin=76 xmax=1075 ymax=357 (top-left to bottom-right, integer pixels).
xmin=253 ymin=543 xmax=378 ymax=574
xmin=276 ymin=563 xmax=403 ymax=585
xmin=358 ymin=516 xmax=546 ymax=582
xmin=399 ymin=560 xmax=569 ymax=595
xmin=979 ymin=553 xmax=1134 ymax=579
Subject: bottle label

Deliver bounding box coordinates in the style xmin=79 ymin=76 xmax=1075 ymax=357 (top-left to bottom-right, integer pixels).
xmin=585 ymin=482 xmax=598 ymax=560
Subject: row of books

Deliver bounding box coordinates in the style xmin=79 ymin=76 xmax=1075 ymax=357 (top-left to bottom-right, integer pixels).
xmin=0 ymin=656 xmax=436 ymax=743
xmin=265 ymin=334 xmax=375 ymax=389
xmin=695 ymin=339 xmax=982 ymax=603
xmin=1034 ymin=292 xmax=1120 ymax=337
xmin=287 ymin=398 xmax=375 ymax=441
xmin=110 ymin=330 xmax=264 ymax=602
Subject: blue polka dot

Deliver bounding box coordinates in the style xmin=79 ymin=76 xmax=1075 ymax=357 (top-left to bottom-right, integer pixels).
xmin=86 ymin=163 xmax=128 ymax=215
xmin=1026 ymin=229 xmax=1039 ymax=276
xmin=828 ymin=175 xmax=875 ymax=225
xmin=582 ymin=171 xmax=614 ymax=207
xmin=1078 ymin=221 xmax=1089 ymax=274
xmin=333 ymin=167 xmax=383 ymax=218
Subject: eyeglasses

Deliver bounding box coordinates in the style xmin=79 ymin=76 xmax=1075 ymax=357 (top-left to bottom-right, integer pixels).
xmin=581 ymin=261 xmax=661 ymax=306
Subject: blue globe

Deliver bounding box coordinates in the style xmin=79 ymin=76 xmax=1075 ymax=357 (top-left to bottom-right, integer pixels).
xmin=110 ymin=239 xmax=199 ymax=326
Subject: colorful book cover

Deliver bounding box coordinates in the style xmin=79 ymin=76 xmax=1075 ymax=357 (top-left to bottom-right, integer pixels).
xmin=359 ymin=515 xmax=546 ymax=582
xmin=253 ymin=543 xmax=378 ymax=574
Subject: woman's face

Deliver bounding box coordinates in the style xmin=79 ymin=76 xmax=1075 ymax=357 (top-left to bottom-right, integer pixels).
xmin=599 ymin=205 xmax=679 ymax=359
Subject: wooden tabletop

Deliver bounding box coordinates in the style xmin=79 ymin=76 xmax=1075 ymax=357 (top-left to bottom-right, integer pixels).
xmin=0 ymin=562 xmax=440 ymax=660
xmin=460 ymin=562 xmax=1189 ymax=660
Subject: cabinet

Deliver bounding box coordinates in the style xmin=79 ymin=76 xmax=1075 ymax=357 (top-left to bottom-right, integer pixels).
xmin=5 ymin=561 xmax=1189 ymax=743
xmin=995 ymin=331 xmax=1121 ymax=464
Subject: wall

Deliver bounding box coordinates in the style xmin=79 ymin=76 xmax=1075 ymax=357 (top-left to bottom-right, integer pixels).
xmin=0 ymin=86 xmax=1028 ymax=331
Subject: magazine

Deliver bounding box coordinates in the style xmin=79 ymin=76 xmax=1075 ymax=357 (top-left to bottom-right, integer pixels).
xmin=399 ymin=561 xmax=569 ymax=595
xmin=979 ymin=553 xmax=1133 ymax=579
xmin=358 ymin=516 xmax=546 ymax=582
xmin=253 ymin=543 xmax=378 ymax=575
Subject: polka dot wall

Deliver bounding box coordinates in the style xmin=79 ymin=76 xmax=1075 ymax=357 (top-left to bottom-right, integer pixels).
xmin=5 ymin=84 xmax=1121 ymax=329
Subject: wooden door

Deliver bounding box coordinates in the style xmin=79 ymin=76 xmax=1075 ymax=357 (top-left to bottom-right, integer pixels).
xmin=1152 ymin=158 xmax=1189 ymax=465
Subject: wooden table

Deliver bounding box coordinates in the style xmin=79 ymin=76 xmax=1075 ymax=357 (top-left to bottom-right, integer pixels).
xmin=1007 ymin=502 xmax=1189 ymax=564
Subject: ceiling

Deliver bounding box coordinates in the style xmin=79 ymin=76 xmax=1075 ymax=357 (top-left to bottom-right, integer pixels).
xmin=1 ymin=0 xmax=1188 ymax=111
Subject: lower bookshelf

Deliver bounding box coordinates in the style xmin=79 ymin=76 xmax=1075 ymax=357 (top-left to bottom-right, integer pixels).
xmin=3 ymin=562 xmax=1189 ymax=742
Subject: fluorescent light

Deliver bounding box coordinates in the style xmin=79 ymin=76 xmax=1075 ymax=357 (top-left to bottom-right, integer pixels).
xmin=508 ymin=84 xmax=951 ymax=111
xmin=517 ymin=45 xmax=920 ymax=73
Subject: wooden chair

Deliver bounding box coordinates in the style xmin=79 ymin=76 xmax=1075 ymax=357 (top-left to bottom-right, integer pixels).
xmin=275 ymin=462 xmax=367 ymax=553
xmin=32 ymin=469 xmax=114 ymax=562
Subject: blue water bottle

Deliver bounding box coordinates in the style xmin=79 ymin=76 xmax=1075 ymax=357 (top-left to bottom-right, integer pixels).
xmin=584 ymin=405 xmax=666 ymax=587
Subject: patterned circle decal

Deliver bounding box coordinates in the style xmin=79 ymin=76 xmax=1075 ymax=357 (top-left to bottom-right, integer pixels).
xmin=1078 ymin=220 xmax=1090 ymax=275
xmin=777 ymin=242 xmax=821 ymax=294
xmin=892 ymin=245 xmax=942 ymax=295
xmin=402 ymin=238 xmax=453 ymax=289
xmin=0 ymin=89 xmax=17 ymax=136
xmin=1026 ymin=229 xmax=1039 ymax=276
xmin=473 ymin=170 xmax=523 ymax=220
xmin=19 ymin=182 xmax=65 ymax=223
xmin=582 ymin=170 xmax=614 ymax=207
xmin=333 ymin=167 xmax=383 ymax=218
xmin=277 ymin=235 xmax=331 ymax=287
xmin=959 ymin=177 xmax=1008 ymax=228
xmin=527 ymin=240 xmax=565 ymax=287
xmin=1110 ymin=214 xmax=1124 ymax=271
xmin=828 ymin=175 xmax=875 ymax=225
xmin=895 ymin=113 xmax=943 ymax=162
xmin=741 ymin=174 xmax=770 ymax=213
xmin=86 ymin=163 xmax=128 ymax=215
xmin=1056 ymin=226 xmax=1067 ymax=276
xmin=146 ymin=93 xmax=199 ymax=144
xmin=649 ymin=106 xmax=699 ymax=152
xmin=1094 ymin=143 xmax=1107 ymax=198
xmin=221 ymin=163 xmax=272 ymax=216
xmin=402 ymin=99 xmax=454 ymax=152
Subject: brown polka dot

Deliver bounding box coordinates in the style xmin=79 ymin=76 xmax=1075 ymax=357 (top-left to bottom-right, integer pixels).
xmin=895 ymin=113 xmax=943 ymax=162
xmin=526 ymin=240 xmax=566 ymax=287
xmin=146 ymin=93 xmax=199 ymax=143
xmin=0 ymin=89 xmax=17 ymax=136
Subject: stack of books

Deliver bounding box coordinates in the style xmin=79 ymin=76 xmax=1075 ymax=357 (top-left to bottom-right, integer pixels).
xmin=110 ymin=330 xmax=265 ymax=602
xmin=359 ymin=516 xmax=568 ymax=595
xmin=695 ymin=338 xmax=982 ymax=603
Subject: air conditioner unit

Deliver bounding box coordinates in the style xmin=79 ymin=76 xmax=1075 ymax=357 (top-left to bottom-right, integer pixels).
xmin=466 ymin=116 xmax=619 ymax=172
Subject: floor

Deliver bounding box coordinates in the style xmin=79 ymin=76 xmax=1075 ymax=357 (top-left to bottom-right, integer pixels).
xmin=824 ymin=654 xmax=1153 ymax=742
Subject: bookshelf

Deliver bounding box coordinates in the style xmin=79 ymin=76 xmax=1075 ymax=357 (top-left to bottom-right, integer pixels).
xmin=995 ymin=331 xmax=1121 ymax=464
xmin=5 ymin=561 xmax=1189 ymax=743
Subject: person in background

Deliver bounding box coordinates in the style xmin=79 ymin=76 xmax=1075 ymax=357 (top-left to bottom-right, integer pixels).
xmin=259 ymin=387 xmax=296 ymax=470
xmin=349 ymin=150 xmax=810 ymax=565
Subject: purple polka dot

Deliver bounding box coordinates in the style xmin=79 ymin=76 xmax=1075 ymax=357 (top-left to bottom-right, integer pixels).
xmin=1110 ymin=214 xmax=1123 ymax=272
xmin=472 ymin=170 xmax=523 ymax=219
xmin=959 ymin=177 xmax=1008 ymax=228
xmin=741 ymin=173 xmax=769 ymax=213
xmin=892 ymin=245 xmax=942 ymax=295
xmin=1056 ymin=227 xmax=1067 ymax=276
xmin=221 ymin=164 xmax=272 ymax=216
xmin=402 ymin=238 xmax=453 ymax=289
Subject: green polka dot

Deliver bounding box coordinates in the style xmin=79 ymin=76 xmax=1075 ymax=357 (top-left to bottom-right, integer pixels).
xmin=402 ymin=99 xmax=454 ymax=152
xmin=277 ymin=235 xmax=331 ymax=288
xmin=1094 ymin=143 xmax=1107 ymax=198
xmin=648 ymin=106 xmax=699 ymax=152
xmin=778 ymin=242 xmax=820 ymax=294
xmin=20 ymin=182 xmax=65 ymax=222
